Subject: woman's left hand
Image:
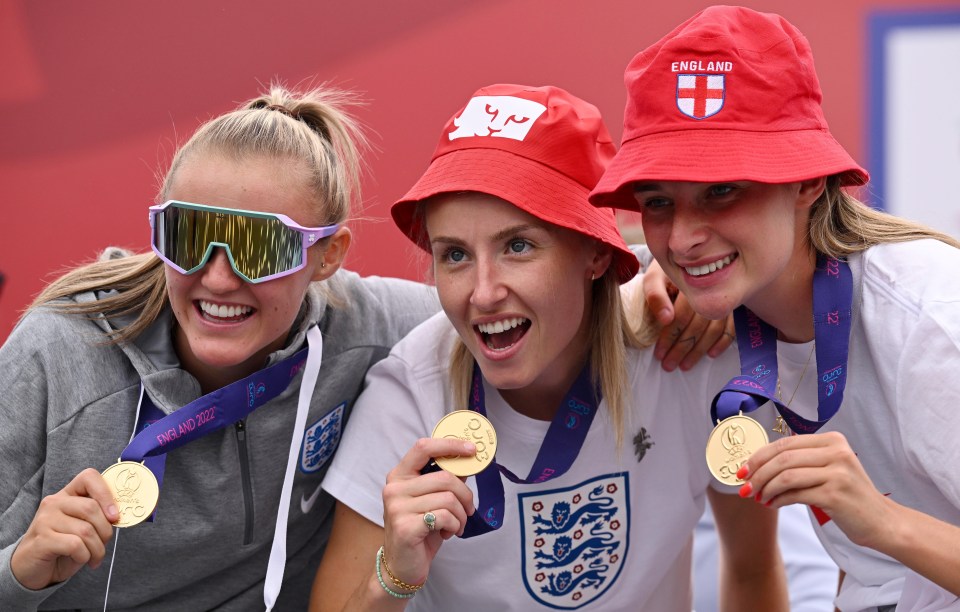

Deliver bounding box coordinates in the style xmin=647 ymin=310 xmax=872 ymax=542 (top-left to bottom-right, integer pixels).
xmin=738 ymin=431 xmax=895 ymax=549
xmin=653 ymin=290 xmax=735 ymax=371
xmin=623 ymin=257 xmax=735 ymax=371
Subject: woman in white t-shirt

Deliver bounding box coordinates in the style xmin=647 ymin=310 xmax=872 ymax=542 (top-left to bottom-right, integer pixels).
xmin=590 ymin=6 xmax=960 ymax=611
xmin=311 ymin=83 xmax=788 ymax=611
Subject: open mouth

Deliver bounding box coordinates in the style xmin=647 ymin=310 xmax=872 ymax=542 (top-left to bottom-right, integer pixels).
xmin=197 ymin=299 xmax=254 ymax=323
xmin=684 ymin=253 xmax=738 ymax=277
xmin=476 ymin=317 xmax=531 ymax=351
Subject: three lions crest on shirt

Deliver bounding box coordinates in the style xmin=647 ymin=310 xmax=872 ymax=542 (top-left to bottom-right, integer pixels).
xmin=519 ymin=473 xmax=629 ymax=609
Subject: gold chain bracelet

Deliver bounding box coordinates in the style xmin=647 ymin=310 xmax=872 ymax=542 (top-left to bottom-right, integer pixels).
xmin=380 ymin=547 xmax=425 ymax=593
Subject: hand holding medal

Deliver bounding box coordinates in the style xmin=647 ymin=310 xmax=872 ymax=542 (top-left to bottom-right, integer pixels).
xmin=9 ymin=468 xmax=122 ymax=591
xmin=385 ymin=420 xmax=482 ymax=538
xmin=733 ymin=430 xmax=891 ymax=547
xmin=379 ymin=419 xmax=483 ymax=596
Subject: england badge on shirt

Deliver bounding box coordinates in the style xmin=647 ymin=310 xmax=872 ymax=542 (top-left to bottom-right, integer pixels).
xmin=300 ymin=401 xmax=346 ymax=473
xmin=519 ymin=473 xmax=629 ymax=609
xmin=676 ymin=74 xmax=725 ymax=119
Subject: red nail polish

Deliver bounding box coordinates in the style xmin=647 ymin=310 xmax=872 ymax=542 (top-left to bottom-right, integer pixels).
xmin=738 ymin=482 xmax=752 ymax=498
xmin=764 ymin=500 xmax=772 ymax=507
xmin=754 ymin=492 xmax=762 ymax=502
xmin=736 ymin=465 xmax=749 ymax=479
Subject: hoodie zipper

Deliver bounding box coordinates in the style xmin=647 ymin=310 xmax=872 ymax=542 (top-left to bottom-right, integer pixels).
xmin=235 ymin=419 xmax=255 ymax=545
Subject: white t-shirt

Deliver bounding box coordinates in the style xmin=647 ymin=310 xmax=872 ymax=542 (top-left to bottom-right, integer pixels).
xmin=323 ymin=311 xmax=745 ymax=611
xmin=776 ymin=240 xmax=960 ymax=612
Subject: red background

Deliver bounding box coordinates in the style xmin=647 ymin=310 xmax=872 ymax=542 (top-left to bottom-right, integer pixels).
xmin=0 ymin=0 xmax=954 ymax=341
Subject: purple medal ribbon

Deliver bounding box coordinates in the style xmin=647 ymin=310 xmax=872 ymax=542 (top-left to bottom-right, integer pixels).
xmin=121 ymin=347 xmax=308 ymax=477
xmin=461 ymin=361 xmax=599 ymax=538
xmin=711 ymin=255 xmax=853 ymax=434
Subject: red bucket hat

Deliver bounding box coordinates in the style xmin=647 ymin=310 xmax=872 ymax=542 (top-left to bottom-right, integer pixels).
xmin=591 ymin=5 xmax=869 ymax=211
xmin=392 ymin=83 xmax=639 ymax=283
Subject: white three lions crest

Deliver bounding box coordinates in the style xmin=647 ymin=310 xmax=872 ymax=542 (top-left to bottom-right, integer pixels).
xmin=519 ymin=473 xmax=629 ymax=609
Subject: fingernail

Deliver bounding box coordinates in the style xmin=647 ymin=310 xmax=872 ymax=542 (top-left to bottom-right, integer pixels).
xmin=107 ymin=505 xmax=119 ymax=521
xmin=764 ymin=500 xmax=772 ymax=507
xmin=754 ymin=493 xmax=762 ymax=502
xmin=662 ymin=360 xmax=677 ymax=372
xmin=738 ymin=482 xmax=752 ymax=498
xmin=463 ymin=442 xmax=476 ymax=453
xmin=736 ymin=465 xmax=749 ymax=479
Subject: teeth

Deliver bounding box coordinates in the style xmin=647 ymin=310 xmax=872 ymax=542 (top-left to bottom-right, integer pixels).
xmin=477 ymin=317 xmax=527 ymax=335
xmin=685 ymin=255 xmax=733 ymax=277
xmin=199 ymin=300 xmax=252 ymax=319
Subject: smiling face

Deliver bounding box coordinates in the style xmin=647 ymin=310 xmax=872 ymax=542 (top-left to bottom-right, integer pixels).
xmin=162 ymin=153 xmax=347 ymax=391
xmin=425 ymin=193 xmax=608 ymax=412
xmin=636 ymin=180 xmax=822 ymax=335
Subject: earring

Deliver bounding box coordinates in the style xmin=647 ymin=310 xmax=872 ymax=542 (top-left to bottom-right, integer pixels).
xmin=321 ymin=263 xmax=326 ymax=268
xmin=591 ymin=272 xmax=596 ymax=281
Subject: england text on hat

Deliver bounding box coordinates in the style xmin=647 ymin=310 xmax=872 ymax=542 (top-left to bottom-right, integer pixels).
xmin=671 ymin=61 xmax=733 ymax=72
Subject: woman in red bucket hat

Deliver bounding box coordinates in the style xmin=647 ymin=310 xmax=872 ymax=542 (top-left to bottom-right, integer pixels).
xmin=591 ymin=6 xmax=960 ymax=611
xmin=312 ymin=83 xmax=789 ymax=610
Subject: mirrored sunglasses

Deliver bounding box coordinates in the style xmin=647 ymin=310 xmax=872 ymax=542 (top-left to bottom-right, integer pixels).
xmin=149 ymin=200 xmax=339 ymax=283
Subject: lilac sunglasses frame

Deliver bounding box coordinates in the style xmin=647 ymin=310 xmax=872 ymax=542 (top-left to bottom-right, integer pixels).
xmin=149 ymin=200 xmax=340 ymax=284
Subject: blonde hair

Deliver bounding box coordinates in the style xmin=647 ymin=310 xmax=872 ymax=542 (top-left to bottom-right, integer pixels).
xmin=26 ymin=84 xmax=367 ymax=343
xmin=448 ymin=267 xmax=651 ymax=448
xmin=809 ymin=177 xmax=960 ymax=255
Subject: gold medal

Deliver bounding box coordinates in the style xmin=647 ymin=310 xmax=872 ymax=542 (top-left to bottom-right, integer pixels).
xmin=705 ymin=414 xmax=769 ymax=486
xmin=430 ymin=410 xmax=497 ymax=477
xmin=101 ymin=461 xmax=160 ymax=527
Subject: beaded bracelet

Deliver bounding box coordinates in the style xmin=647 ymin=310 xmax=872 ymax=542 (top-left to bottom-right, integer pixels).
xmin=375 ymin=546 xmax=417 ymax=599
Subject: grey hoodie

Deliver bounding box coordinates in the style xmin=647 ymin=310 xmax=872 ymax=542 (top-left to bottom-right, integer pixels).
xmin=0 ymin=268 xmax=439 ymax=611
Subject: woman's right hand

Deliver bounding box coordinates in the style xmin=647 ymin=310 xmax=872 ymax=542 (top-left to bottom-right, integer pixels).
xmin=11 ymin=468 xmax=119 ymax=590
xmin=379 ymin=438 xmax=477 ymax=590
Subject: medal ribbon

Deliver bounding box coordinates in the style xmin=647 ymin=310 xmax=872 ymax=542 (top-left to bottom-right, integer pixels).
xmin=711 ymin=255 xmax=853 ymax=434
xmin=461 ymin=361 xmax=600 ymax=538
xmin=103 ymin=327 xmax=323 ymax=612
xmin=121 ymin=348 xmax=308 ymax=463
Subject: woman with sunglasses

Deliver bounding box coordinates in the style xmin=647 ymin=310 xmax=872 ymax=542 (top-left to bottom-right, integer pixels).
xmin=311 ymin=84 xmax=787 ymax=611
xmin=591 ymin=6 xmax=960 ymax=611
xmin=0 ymin=85 xmax=444 ymax=610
